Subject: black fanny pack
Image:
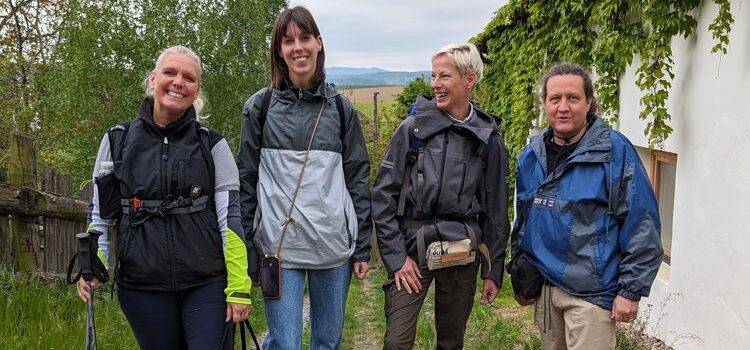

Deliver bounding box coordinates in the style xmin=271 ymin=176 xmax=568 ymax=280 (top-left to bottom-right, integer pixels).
xmin=509 ymin=252 xmax=544 ymax=300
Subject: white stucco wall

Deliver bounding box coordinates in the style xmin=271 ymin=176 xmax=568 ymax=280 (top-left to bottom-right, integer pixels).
xmin=617 ymin=1 xmax=750 ymax=348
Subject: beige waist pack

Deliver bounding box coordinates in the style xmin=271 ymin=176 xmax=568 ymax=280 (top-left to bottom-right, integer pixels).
xmin=426 ymin=239 xmax=476 ymax=270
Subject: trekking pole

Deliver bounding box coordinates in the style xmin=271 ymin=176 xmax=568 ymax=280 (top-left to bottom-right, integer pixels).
xmin=75 ymin=230 xmax=104 ymax=350
xmin=85 ymin=287 xmax=96 ymax=350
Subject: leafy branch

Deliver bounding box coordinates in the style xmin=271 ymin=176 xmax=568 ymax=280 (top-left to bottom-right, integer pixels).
xmin=709 ymin=0 xmax=733 ymax=54
xmin=473 ymin=0 xmax=734 ymax=153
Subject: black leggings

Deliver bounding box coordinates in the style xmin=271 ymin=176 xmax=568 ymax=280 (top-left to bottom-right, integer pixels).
xmin=118 ymin=280 xmax=234 ymax=350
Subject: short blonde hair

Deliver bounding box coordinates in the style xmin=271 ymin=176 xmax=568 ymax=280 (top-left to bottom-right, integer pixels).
xmin=432 ymin=43 xmax=483 ymax=85
xmin=143 ymin=45 xmax=206 ymax=119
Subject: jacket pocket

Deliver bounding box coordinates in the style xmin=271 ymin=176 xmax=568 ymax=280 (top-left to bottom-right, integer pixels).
xmin=343 ymin=210 xmax=353 ymax=249
xmin=440 ymin=155 xmax=481 ymax=215
xmin=592 ymin=215 xmax=609 ymax=280
xmin=118 ymin=222 xmax=169 ymax=286
xmin=526 ymin=206 xmax=572 ymax=278
xmin=172 ymin=157 xmax=188 ymax=195
xmin=175 ymin=210 xmax=224 ymax=282
xmin=457 ymin=162 xmax=466 ymax=204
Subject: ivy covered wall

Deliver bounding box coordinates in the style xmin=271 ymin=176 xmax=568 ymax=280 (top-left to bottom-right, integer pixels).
xmin=472 ymin=0 xmax=734 ymax=165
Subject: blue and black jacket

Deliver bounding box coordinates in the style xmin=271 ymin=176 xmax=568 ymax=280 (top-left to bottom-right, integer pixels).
xmin=511 ymin=116 xmax=663 ymax=309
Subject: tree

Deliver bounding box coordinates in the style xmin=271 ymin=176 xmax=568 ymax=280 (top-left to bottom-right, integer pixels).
xmin=0 ymin=0 xmax=64 ymax=164
xmin=0 ymin=0 xmax=285 ymax=184
xmin=394 ymin=76 xmax=433 ymax=119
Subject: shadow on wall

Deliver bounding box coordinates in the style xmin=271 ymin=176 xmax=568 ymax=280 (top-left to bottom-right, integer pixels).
xmin=741 ymin=1 xmax=750 ymax=74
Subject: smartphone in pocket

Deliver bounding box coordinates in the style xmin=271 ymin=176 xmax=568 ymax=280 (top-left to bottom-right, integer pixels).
xmin=260 ymin=256 xmax=281 ymax=299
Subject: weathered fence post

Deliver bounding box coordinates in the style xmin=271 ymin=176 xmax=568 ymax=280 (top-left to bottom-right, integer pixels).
xmin=0 ymin=168 xmax=10 ymax=264
xmin=371 ymin=91 xmax=380 ymax=142
xmin=8 ymin=132 xmax=41 ymax=271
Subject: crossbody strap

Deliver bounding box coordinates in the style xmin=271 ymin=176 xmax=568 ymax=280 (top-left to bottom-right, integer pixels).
xmin=271 ymin=101 xmax=327 ymax=258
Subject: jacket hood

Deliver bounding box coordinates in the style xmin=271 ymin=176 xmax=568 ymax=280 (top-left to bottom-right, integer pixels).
xmin=411 ymin=95 xmax=498 ymax=143
xmin=137 ymin=96 xmax=197 ymax=136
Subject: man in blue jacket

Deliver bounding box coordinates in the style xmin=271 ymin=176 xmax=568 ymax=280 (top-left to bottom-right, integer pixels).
xmin=510 ymin=62 xmax=663 ymax=349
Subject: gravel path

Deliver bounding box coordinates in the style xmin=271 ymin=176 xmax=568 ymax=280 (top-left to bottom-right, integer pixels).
xmin=256 ymin=294 xmax=311 ymax=346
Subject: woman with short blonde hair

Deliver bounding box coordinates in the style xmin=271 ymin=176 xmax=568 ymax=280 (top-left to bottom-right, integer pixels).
xmin=372 ymin=42 xmax=510 ymax=349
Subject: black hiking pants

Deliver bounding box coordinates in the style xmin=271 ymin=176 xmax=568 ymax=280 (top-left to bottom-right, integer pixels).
xmin=382 ymin=260 xmax=479 ymax=350
xmin=118 ymin=280 xmax=234 ymax=350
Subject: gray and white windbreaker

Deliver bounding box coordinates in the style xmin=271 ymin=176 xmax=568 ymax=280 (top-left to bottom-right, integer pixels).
xmin=237 ymin=82 xmax=372 ymax=269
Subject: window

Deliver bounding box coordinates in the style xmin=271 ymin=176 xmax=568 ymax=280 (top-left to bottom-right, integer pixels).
xmin=649 ymin=150 xmax=677 ymax=265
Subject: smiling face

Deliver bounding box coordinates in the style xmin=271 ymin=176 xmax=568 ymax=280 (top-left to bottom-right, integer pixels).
xmin=280 ymin=22 xmax=322 ymax=88
xmin=431 ymin=54 xmax=476 ymax=119
xmin=148 ymin=52 xmax=199 ymax=122
xmin=544 ymin=74 xmax=592 ymax=138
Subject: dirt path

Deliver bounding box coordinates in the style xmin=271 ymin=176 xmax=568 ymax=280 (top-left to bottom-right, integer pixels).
xmin=256 ymin=294 xmax=311 ymax=346
xmin=348 ymin=277 xmax=383 ymax=350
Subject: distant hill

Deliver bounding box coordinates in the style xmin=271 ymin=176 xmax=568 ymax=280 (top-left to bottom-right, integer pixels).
xmin=326 ymin=67 xmax=430 ymax=87
xmin=326 ymin=67 xmax=388 ymax=76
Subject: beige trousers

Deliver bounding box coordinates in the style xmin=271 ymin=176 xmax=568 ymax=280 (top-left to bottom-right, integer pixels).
xmin=534 ymin=285 xmax=615 ymax=350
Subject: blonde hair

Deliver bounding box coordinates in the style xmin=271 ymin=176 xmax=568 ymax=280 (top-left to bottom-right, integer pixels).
xmin=432 ymin=43 xmax=483 ymax=89
xmin=143 ymin=45 xmax=206 ymax=120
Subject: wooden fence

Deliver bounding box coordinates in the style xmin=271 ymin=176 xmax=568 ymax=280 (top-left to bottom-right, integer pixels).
xmin=0 ymin=132 xmax=93 ymax=276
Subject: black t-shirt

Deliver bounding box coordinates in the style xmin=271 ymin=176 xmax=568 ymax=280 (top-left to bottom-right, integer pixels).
xmin=545 ymin=138 xmax=580 ymax=176
xmin=544 ymin=115 xmax=595 ymax=175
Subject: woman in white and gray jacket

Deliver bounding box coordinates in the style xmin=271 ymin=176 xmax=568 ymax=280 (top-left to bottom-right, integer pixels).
xmin=236 ymin=6 xmax=372 ymax=350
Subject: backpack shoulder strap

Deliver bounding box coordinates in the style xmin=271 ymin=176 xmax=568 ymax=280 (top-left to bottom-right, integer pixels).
xmin=195 ymin=124 xmax=216 ymax=195
xmin=107 ymin=121 xmax=131 ymax=162
xmin=396 ymin=112 xmax=424 ymax=217
xmin=408 ymin=104 xmax=417 ymax=118
xmin=257 ymin=88 xmax=273 ymax=144
xmin=481 ymin=131 xmax=495 ymax=170
xmin=477 ymin=131 xmax=497 ymax=213
xmin=335 ymin=94 xmax=346 ymax=146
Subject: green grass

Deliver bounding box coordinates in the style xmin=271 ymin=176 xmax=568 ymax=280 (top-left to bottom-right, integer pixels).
xmin=0 ymin=268 xmax=137 ymax=349
xmin=342 ymin=265 xmax=541 ymax=350
xmin=0 ymin=267 xmax=267 ymax=349
xmin=342 ymin=266 xmax=387 ymax=349
xmin=2 ymin=264 xmax=661 ymax=350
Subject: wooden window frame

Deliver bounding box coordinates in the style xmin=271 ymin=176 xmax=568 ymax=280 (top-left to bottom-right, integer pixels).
xmin=649 ymin=150 xmax=677 ymax=264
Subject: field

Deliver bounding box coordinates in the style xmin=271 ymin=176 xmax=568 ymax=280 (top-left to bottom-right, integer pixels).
xmin=338 ymin=86 xmax=403 ymax=105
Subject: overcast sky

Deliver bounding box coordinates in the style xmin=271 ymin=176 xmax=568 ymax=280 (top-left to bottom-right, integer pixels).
xmin=288 ymin=0 xmax=509 ymax=72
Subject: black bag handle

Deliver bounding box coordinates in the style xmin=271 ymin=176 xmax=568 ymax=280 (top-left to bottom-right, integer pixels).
xmin=239 ymin=320 xmax=260 ymax=349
